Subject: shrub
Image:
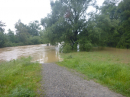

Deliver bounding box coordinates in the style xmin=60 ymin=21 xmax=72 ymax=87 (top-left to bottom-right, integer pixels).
xmin=29 ymin=36 xmax=41 ymax=44
xmin=79 ymin=41 xmax=93 ymax=52
xmin=60 ymin=43 xmax=72 ymax=53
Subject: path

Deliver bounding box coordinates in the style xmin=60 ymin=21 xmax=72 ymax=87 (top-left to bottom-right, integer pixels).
xmin=41 ymin=63 xmax=124 ymax=97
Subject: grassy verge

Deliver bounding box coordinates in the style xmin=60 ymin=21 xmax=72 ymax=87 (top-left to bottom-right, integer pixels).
xmin=57 ymin=51 xmax=130 ymax=97
xmin=0 ymin=57 xmax=42 ymax=97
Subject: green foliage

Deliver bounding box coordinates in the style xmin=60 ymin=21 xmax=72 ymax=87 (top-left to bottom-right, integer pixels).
xmin=60 ymin=43 xmax=72 ymax=53
xmin=0 ymin=20 xmax=46 ymax=48
xmin=116 ymin=0 xmax=130 ymax=48
xmin=29 ymin=36 xmax=41 ymax=44
xmin=7 ymin=29 xmax=15 ymax=43
xmin=1 ymin=0 xmax=130 ymax=49
xmin=0 ymin=21 xmax=5 ymax=32
xmin=28 ymin=20 xmax=41 ymax=36
xmin=0 ymin=57 xmax=42 ymax=97
xmin=41 ymin=0 xmax=95 ymax=47
xmin=58 ymin=51 xmax=130 ymax=97
xmin=3 ymin=41 xmax=17 ymax=47
xmin=0 ymin=32 xmax=6 ymax=47
xmin=79 ymin=41 xmax=93 ymax=51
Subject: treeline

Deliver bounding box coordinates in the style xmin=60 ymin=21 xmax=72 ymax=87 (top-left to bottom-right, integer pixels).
xmin=0 ymin=20 xmax=46 ymax=48
xmin=0 ymin=0 xmax=130 ymax=50
xmin=40 ymin=0 xmax=130 ymax=51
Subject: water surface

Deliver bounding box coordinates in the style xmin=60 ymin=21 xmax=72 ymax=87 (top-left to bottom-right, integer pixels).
xmin=0 ymin=44 xmax=62 ymax=63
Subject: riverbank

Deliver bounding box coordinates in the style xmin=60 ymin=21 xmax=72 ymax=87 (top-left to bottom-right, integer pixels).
xmin=57 ymin=49 xmax=130 ymax=97
xmin=0 ymin=57 xmax=42 ymax=97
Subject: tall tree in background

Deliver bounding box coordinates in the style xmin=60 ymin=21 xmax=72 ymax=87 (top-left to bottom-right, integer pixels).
xmin=15 ymin=20 xmax=30 ymax=44
xmin=28 ymin=20 xmax=41 ymax=36
xmin=41 ymin=0 xmax=96 ymax=49
xmin=0 ymin=21 xmax=6 ymax=47
xmin=7 ymin=29 xmax=15 ymax=43
xmin=0 ymin=21 xmax=5 ymax=32
xmin=117 ymin=0 xmax=130 ymax=48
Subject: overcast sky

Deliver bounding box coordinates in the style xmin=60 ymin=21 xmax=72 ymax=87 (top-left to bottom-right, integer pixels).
xmin=0 ymin=0 xmax=104 ymax=33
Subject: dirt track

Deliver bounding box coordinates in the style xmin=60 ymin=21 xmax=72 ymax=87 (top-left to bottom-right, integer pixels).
xmin=40 ymin=63 xmax=124 ymax=97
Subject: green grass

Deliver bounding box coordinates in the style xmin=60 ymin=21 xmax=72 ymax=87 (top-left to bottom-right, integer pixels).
xmin=57 ymin=51 xmax=130 ymax=97
xmin=0 ymin=57 xmax=42 ymax=97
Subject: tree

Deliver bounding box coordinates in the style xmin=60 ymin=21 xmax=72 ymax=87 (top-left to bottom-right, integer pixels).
xmin=15 ymin=20 xmax=30 ymax=44
xmin=0 ymin=21 xmax=5 ymax=32
xmin=28 ymin=20 xmax=41 ymax=36
xmin=0 ymin=32 xmax=6 ymax=47
xmin=117 ymin=0 xmax=130 ymax=48
xmin=0 ymin=21 xmax=6 ymax=47
xmin=7 ymin=29 xmax=15 ymax=43
xmin=41 ymin=0 xmax=96 ymax=49
xmin=83 ymin=0 xmax=120 ymax=47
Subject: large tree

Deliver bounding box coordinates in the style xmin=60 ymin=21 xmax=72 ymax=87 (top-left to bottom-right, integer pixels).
xmin=15 ymin=20 xmax=30 ymax=44
xmin=41 ymin=0 xmax=96 ymax=48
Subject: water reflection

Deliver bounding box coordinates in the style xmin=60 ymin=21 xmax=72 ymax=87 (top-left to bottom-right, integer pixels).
xmin=0 ymin=44 xmax=62 ymax=63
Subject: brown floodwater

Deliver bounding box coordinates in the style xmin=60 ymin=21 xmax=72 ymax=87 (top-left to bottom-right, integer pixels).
xmin=0 ymin=44 xmax=62 ymax=63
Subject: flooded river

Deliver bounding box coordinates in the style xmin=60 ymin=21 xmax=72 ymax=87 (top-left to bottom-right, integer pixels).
xmin=0 ymin=44 xmax=130 ymax=64
xmin=0 ymin=44 xmax=62 ymax=63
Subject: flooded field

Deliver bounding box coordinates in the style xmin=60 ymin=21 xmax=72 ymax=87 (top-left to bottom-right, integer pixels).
xmin=0 ymin=45 xmax=130 ymax=64
xmin=0 ymin=44 xmax=62 ymax=63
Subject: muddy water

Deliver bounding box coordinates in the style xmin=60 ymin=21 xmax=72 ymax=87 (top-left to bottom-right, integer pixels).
xmin=0 ymin=44 xmax=62 ymax=63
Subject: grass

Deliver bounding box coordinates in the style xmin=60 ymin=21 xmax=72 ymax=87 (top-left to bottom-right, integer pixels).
xmin=0 ymin=57 xmax=42 ymax=97
xmin=57 ymin=50 xmax=130 ymax=97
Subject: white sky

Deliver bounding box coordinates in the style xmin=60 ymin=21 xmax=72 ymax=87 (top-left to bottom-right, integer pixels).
xmin=0 ymin=0 xmax=104 ymax=33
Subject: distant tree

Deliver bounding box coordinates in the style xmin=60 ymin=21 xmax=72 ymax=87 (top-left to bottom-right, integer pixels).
xmin=117 ymin=0 xmax=130 ymax=48
xmin=28 ymin=20 xmax=41 ymax=36
xmin=0 ymin=21 xmax=5 ymax=32
xmin=15 ymin=20 xmax=30 ymax=44
xmin=0 ymin=21 xmax=6 ymax=47
xmin=84 ymin=0 xmax=120 ymax=47
xmin=0 ymin=32 xmax=6 ymax=47
xmin=7 ymin=29 xmax=15 ymax=43
xmin=29 ymin=36 xmax=41 ymax=44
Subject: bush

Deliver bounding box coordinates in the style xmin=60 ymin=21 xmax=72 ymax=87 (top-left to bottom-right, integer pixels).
xmin=79 ymin=41 xmax=93 ymax=52
xmin=29 ymin=36 xmax=41 ymax=44
xmin=60 ymin=43 xmax=72 ymax=53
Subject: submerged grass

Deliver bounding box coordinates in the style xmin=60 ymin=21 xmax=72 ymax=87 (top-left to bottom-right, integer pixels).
xmin=0 ymin=57 xmax=42 ymax=97
xmin=57 ymin=51 xmax=130 ymax=97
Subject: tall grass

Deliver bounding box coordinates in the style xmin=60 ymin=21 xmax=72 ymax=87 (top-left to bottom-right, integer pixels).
xmin=0 ymin=57 xmax=42 ymax=97
xmin=57 ymin=52 xmax=130 ymax=97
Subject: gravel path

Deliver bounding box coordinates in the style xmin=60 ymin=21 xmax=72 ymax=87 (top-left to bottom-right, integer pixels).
xmin=41 ymin=63 xmax=124 ymax=97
